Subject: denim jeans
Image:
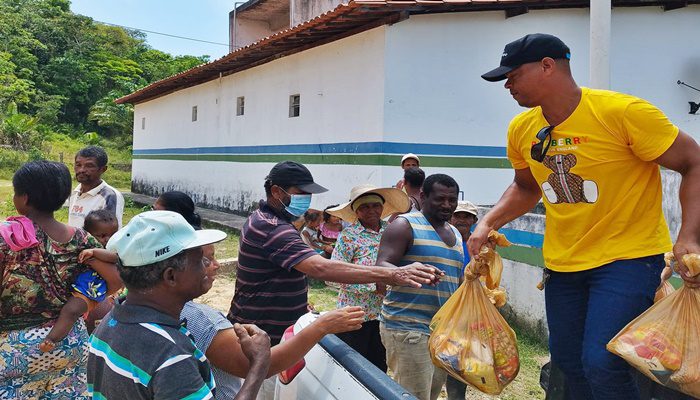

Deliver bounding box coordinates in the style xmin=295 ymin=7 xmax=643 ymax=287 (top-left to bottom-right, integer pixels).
xmin=545 ymin=255 xmax=664 ymax=400
xmin=445 ymin=375 xmax=467 ymax=400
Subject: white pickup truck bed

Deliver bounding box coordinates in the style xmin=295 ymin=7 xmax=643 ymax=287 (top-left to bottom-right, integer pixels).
xmin=274 ymin=313 xmax=417 ymax=400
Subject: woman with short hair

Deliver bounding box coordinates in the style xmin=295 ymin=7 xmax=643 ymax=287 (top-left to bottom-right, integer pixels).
xmin=0 ymin=161 xmax=115 ymax=398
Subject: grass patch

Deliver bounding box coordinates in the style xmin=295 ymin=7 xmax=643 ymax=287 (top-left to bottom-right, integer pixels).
xmin=0 ymin=134 xmax=133 ymax=191
xmin=308 ymin=280 xmax=340 ymax=311
xmin=203 ymin=222 xmax=240 ymax=261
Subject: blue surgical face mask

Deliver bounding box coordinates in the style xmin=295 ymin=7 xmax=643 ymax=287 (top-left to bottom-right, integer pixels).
xmin=280 ymin=188 xmax=312 ymax=218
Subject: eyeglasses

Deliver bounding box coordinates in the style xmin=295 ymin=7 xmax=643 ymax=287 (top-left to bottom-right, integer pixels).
xmin=530 ymin=125 xmax=555 ymax=162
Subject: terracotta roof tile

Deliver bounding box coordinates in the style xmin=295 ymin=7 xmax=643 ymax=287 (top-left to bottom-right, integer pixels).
xmin=117 ymin=0 xmax=699 ymax=104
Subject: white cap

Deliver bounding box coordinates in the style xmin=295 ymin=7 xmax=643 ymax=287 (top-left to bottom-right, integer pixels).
xmin=454 ymin=201 xmax=478 ymax=217
xmin=106 ymin=210 xmax=226 ymax=267
xmin=401 ymin=153 xmax=420 ymax=165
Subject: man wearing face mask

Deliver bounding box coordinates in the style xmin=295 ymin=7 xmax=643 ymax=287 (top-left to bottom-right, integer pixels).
xmin=228 ymin=161 xmax=442 ymax=400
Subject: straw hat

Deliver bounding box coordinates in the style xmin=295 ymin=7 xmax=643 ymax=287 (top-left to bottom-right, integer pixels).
xmin=327 ymin=184 xmax=410 ymax=223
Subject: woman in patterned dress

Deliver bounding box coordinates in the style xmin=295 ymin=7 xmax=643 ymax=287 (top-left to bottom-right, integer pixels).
xmin=0 ymin=161 xmax=118 ymax=399
xmin=327 ymin=185 xmax=410 ymax=372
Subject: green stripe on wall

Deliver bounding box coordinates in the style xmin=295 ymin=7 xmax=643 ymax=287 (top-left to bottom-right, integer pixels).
xmin=497 ymin=244 xmax=545 ymax=268
xmin=132 ymin=154 xmax=512 ymax=169
xmin=669 ymin=276 xmax=683 ymax=289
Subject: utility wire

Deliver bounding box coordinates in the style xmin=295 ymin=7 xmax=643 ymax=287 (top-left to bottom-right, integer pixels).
xmin=94 ymin=20 xmax=229 ymax=47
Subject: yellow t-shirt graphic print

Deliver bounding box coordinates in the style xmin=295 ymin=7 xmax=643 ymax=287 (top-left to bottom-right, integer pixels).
xmin=540 ymin=153 xmax=598 ymax=204
xmin=507 ymin=88 xmax=677 ymax=272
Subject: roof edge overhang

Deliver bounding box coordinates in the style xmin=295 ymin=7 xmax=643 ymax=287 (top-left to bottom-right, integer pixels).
xmin=118 ymin=0 xmax=697 ymax=105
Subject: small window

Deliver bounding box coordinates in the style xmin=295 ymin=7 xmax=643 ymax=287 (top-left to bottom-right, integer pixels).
xmin=192 ymin=106 xmax=198 ymax=122
xmin=289 ymin=94 xmax=300 ymax=118
xmin=236 ymin=96 xmax=245 ymax=116
xmin=141 ymin=117 xmax=146 ymax=130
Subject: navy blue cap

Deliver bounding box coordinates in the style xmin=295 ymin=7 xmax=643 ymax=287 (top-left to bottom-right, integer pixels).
xmin=266 ymin=161 xmax=328 ymax=194
xmin=481 ymin=33 xmax=571 ymax=82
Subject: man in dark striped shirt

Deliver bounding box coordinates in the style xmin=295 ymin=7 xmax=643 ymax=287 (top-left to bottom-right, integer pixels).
xmin=228 ymin=161 xmax=442 ymax=348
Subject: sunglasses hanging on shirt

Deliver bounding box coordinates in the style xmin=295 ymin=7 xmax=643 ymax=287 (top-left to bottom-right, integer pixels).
xmin=530 ymin=125 xmax=555 ymax=162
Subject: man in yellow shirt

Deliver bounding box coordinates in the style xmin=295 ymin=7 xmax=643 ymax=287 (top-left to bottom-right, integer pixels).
xmin=472 ymin=33 xmax=700 ymax=399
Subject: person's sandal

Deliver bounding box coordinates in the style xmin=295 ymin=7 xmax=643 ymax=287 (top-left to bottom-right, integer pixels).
xmin=39 ymin=339 xmax=57 ymax=353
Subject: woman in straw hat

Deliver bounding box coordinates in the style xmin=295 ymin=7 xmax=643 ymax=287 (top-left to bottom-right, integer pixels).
xmin=326 ymin=184 xmax=410 ymax=371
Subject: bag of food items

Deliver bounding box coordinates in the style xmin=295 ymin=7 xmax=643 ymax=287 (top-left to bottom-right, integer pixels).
xmin=429 ymin=231 xmax=520 ymax=395
xmin=607 ymin=253 xmax=700 ymax=398
xmin=654 ymin=257 xmax=676 ymax=303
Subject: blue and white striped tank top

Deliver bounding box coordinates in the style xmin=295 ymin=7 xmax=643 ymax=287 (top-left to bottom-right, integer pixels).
xmin=381 ymin=212 xmax=464 ymax=334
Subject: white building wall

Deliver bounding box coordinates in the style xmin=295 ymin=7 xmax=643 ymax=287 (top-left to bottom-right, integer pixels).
xmin=132 ymin=27 xmax=387 ymax=212
xmin=233 ymin=18 xmax=276 ymax=49
xmin=291 ymin=0 xmax=342 ymax=26
xmin=383 ymin=6 xmax=700 ymax=204
xmin=135 ymin=6 xmax=700 ymax=212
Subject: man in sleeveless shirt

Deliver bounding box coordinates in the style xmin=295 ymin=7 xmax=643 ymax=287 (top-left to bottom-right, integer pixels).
xmin=377 ymin=174 xmax=464 ymax=400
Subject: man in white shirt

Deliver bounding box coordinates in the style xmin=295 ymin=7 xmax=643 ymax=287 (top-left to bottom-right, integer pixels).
xmin=68 ymin=146 xmax=124 ymax=228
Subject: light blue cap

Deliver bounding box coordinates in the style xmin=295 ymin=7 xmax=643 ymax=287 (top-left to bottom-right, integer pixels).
xmin=106 ymin=210 xmax=226 ymax=267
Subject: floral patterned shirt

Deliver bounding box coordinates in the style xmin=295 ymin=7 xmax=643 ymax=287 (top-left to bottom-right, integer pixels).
xmin=0 ymin=223 xmax=100 ymax=331
xmin=330 ymin=220 xmax=386 ymax=321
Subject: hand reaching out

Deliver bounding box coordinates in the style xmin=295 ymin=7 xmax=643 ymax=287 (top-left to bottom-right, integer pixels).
xmin=390 ymin=262 xmax=444 ymax=288
xmin=314 ymin=306 xmax=365 ymax=335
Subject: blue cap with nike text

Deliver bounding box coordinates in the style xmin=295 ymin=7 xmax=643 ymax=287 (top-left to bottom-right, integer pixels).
xmin=106 ymin=210 xmax=226 ymax=267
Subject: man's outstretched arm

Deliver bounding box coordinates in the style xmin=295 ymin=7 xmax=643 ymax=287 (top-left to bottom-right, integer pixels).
xmin=295 ymin=218 xmax=441 ymax=287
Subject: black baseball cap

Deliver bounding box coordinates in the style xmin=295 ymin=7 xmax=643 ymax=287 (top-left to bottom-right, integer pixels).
xmin=481 ymin=33 xmax=571 ymax=82
xmin=266 ymin=161 xmax=328 ymax=194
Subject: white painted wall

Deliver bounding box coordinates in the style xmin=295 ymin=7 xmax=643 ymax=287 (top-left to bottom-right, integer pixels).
xmin=134 ymin=5 xmax=700 ymax=213
xmin=233 ymin=17 xmax=276 ymax=49
xmin=383 ymin=6 xmax=700 ymax=204
xmin=291 ymin=0 xmax=342 ymax=26
xmin=500 ymin=260 xmax=548 ymax=337
xmin=133 ymin=27 xmax=387 ymax=211
xmin=610 ymin=7 xmax=700 ymax=129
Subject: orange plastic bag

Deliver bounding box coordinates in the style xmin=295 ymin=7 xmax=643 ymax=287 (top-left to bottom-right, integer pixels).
xmin=607 ymin=253 xmax=700 ymax=398
xmin=429 ymin=231 xmax=520 ymax=395
xmin=654 ymin=257 xmax=676 ymax=303
xmin=654 ymin=280 xmax=675 ymax=303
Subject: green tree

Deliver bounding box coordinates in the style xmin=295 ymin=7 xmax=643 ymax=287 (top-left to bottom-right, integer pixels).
xmin=88 ymin=87 xmax=135 ymax=137
xmin=0 ymin=102 xmax=42 ymax=150
xmin=0 ymin=52 xmax=35 ymax=109
xmin=0 ymin=0 xmax=213 ymax=142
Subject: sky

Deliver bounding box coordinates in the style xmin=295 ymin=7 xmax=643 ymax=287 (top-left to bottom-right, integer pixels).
xmin=70 ymin=0 xmax=234 ymax=60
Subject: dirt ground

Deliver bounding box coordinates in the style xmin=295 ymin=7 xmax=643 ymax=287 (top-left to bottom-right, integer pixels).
xmin=196 ymin=275 xmax=237 ymax=312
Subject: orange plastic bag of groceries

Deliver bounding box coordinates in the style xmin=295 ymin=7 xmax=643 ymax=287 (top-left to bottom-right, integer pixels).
xmin=607 ymin=253 xmax=700 ymax=398
xmin=653 ymin=256 xmax=676 ymax=303
xmin=429 ymin=231 xmax=520 ymax=395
